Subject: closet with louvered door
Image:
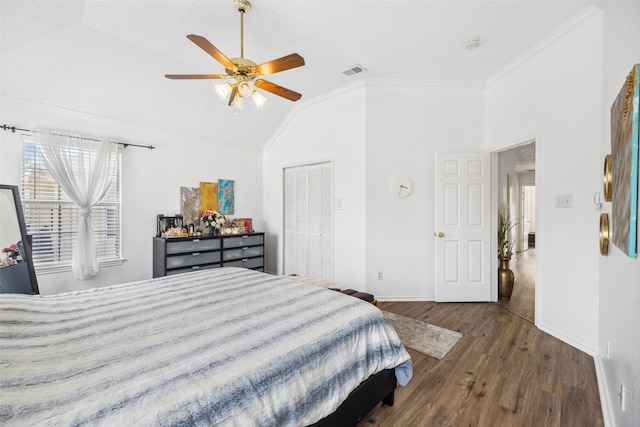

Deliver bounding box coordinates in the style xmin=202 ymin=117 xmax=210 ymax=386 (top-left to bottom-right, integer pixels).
xmin=283 ymin=162 xmax=333 ymax=281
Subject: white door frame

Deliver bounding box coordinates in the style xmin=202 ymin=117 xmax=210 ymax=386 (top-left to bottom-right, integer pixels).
xmin=492 ymin=140 xmax=538 ymax=313
xmin=490 ymin=153 xmax=499 ymax=301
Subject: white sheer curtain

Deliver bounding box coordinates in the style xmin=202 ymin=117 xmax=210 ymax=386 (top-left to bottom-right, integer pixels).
xmin=34 ymin=130 xmax=118 ymax=280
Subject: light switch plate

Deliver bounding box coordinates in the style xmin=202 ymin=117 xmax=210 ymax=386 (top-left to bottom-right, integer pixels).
xmin=555 ymin=194 xmax=573 ymax=208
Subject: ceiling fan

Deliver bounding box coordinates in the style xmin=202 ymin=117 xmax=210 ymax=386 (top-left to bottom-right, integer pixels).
xmin=165 ymin=0 xmax=305 ymax=109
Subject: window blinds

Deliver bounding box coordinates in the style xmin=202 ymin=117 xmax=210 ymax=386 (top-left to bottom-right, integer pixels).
xmin=21 ymin=139 xmax=121 ymax=268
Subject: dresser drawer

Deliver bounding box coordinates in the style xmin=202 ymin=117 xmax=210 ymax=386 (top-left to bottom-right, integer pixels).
xmin=166 ymin=238 xmax=220 ymax=254
xmin=166 ymin=263 xmax=220 ymax=275
xmin=224 ymin=257 xmax=264 ymax=269
xmin=223 ymin=234 xmax=264 ymax=249
xmin=166 ymin=251 xmax=220 ymax=269
xmin=223 ymin=245 xmax=264 ymax=261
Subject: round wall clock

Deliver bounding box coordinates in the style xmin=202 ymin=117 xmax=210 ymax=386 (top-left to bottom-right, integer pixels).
xmin=390 ymin=176 xmax=413 ymax=198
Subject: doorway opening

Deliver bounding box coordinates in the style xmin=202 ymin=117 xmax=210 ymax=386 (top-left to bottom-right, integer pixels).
xmin=496 ymin=142 xmax=536 ymax=322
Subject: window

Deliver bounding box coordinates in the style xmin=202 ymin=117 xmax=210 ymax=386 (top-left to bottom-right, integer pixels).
xmin=21 ymin=138 xmax=122 ymax=271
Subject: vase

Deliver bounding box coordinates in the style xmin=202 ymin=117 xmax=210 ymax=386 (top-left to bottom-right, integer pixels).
xmin=498 ymin=256 xmax=514 ymax=299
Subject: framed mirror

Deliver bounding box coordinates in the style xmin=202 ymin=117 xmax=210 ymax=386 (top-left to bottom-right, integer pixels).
xmin=0 ymin=184 xmax=39 ymax=294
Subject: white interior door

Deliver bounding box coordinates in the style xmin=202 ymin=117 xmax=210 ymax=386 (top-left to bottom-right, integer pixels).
xmin=435 ymin=153 xmax=491 ymax=301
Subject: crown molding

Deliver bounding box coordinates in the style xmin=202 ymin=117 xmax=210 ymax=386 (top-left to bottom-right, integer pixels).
xmin=263 ymin=78 xmax=484 ymax=153
xmin=486 ymin=5 xmax=601 ymax=88
xmin=263 ymin=80 xmax=366 ymax=153
xmin=365 ymin=78 xmax=484 ymax=90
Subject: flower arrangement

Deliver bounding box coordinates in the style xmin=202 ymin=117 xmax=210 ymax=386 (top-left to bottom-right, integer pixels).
xmin=1 ymin=243 xmax=22 ymax=268
xmin=498 ymin=204 xmax=517 ymax=259
xmin=201 ymin=209 xmax=226 ymax=230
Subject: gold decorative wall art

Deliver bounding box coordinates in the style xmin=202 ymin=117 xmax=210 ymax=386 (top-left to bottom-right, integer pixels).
xmin=199 ymin=182 xmax=219 ymax=216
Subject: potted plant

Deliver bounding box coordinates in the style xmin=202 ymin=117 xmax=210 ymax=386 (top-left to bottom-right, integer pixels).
xmin=498 ymin=204 xmax=517 ymax=299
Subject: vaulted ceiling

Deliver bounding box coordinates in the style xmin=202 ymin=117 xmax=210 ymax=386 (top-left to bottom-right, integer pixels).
xmin=1 ymin=0 xmax=594 ymax=150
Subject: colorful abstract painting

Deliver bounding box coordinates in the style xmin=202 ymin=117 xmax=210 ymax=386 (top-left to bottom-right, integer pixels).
xmin=610 ymin=64 xmax=639 ymax=258
xmin=180 ymin=187 xmax=200 ymax=226
xmin=199 ymin=182 xmax=218 ymax=217
xmin=218 ymin=179 xmax=235 ymax=215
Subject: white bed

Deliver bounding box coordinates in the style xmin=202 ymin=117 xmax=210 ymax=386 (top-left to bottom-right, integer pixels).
xmin=0 ymin=267 xmax=412 ymax=426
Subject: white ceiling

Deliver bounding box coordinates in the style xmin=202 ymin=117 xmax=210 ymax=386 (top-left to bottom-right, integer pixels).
xmin=1 ymin=0 xmax=595 ymax=150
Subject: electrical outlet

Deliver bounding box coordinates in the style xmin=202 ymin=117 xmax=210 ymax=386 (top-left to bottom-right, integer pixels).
xmin=377 ymin=271 xmax=383 ymax=280
xmin=335 ymin=197 xmax=343 ymax=210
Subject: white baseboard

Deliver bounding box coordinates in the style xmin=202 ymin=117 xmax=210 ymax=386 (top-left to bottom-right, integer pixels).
xmin=535 ymin=321 xmax=598 ymax=356
xmin=537 ymin=321 xmax=614 ymax=426
xmin=377 ymin=297 xmax=435 ymax=302
xmin=594 ymin=356 xmax=615 ymax=427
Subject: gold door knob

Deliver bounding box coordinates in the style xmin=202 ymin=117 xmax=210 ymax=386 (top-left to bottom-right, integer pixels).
xmin=437 ymin=232 xmax=445 ymax=238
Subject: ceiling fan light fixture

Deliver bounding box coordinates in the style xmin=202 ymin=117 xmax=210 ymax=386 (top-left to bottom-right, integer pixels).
xmin=238 ymin=81 xmax=253 ymax=97
xmin=166 ymin=0 xmax=304 ymax=112
xmin=232 ymin=94 xmax=244 ymax=111
xmin=215 ymin=83 xmax=233 ymax=99
xmin=251 ymin=90 xmax=267 ymax=107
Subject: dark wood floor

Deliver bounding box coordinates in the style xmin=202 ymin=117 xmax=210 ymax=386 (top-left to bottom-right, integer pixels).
xmin=497 ymin=248 xmax=536 ymax=322
xmin=362 ymin=300 xmax=603 ymax=427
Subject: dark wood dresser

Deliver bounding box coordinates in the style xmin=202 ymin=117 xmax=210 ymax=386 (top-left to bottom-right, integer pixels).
xmin=153 ymin=232 xmax=264 ymax=277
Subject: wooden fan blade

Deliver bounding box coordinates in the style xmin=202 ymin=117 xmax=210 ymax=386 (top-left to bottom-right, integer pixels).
xmin=255 ymin=53 xmax=305 ymax=76
xmin=255 ymin=79 xmax=302 ymax=102
xmin=228 ymin=86 xmax=238 ymax=106
xmin=165 ymin=74 xmax=228 ymax=79
xmin=187 ymin=34 xmax=237 ymax=72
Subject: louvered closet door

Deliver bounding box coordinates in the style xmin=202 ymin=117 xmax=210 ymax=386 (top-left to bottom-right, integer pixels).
xmin=283 ymin=162 xmax=333 ymax=280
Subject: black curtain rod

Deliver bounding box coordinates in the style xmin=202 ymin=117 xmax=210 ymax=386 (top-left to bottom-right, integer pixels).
xmin=1 ymin=124 xmax=155 ymax=150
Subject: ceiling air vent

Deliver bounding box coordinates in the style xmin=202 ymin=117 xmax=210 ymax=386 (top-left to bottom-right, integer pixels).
xmin=342 ymin=64 xmax=367 ymax=77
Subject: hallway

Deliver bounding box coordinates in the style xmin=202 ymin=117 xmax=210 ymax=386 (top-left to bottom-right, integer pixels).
xmin=497 ymin=248 xmax=535 ymax=322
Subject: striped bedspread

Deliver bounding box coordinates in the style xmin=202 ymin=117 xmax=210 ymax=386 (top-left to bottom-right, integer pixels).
xmin=0 ymin=267 xmax=412 ymax=426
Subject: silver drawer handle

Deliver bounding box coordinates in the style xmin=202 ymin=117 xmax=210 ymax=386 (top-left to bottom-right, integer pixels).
xmin=242 ymin=235 xmax=248 ymax=239
xmin=192 ymin=252 xmax=200 ymax=256
xmin=192 ymin=266 xmax=200 ymax=270
xmin=193 ymin=239 xmax=200 ymax=242
xmin=242 ymin=247 xmax=249 ymax=250
xmin=242 ymin=258 xmax=249 ymax=262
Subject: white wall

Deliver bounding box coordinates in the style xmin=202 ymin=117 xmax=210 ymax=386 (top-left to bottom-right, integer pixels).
xmin=263 ymin=84 xmax=367 ymax=286
xmin=365 ymin=81 xmax=485 ymax=299
xmin=598 ymin=2 xmax=640 ymax=426
xmin=263 ymin=81 xmax=485 ymax=298
xmin=486 ymin=7 xmax=602 ymax=354
xmin=0 ymin=96 xmax=263 ymax=294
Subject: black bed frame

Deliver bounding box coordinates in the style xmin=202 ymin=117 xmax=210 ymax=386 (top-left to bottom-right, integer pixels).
xmin=310 ymin=369 xmax=396 ymax=427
